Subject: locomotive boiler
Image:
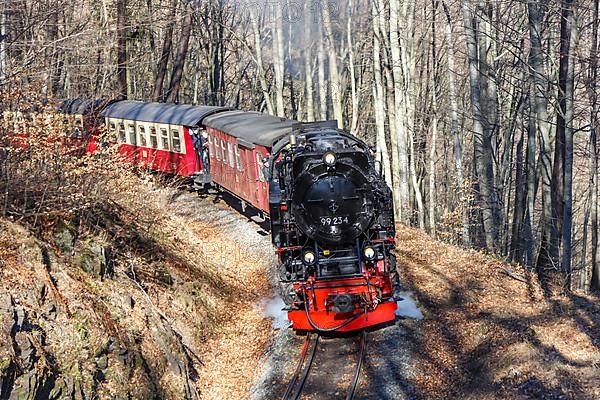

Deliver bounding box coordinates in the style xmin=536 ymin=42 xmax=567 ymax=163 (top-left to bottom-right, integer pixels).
xmin=268 ymin=121 xmax=399 ymax=332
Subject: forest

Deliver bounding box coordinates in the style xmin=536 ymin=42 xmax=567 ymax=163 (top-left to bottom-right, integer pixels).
xmin=1 ymin=0 xmax=599 ymax=293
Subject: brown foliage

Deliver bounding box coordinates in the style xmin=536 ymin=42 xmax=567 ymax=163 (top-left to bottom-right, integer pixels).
xmin=0 ymin=80 xmax=123 ymax=227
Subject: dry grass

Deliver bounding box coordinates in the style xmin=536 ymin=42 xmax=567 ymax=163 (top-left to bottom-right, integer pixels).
xmin=396 ymin=225 xmax=600 ymax=400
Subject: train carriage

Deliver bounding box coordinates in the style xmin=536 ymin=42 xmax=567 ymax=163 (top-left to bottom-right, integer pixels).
xmin=100 ymin=101 xmax=226 ymax=188
xmin=202 ymin=111 xmax=295 ymax=213
xmin=57 ymin=98 xmax=110 ymax=154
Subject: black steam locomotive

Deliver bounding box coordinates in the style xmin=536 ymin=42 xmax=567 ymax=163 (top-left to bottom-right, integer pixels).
xmin=268 ymin=122 xmax=399 ymax=332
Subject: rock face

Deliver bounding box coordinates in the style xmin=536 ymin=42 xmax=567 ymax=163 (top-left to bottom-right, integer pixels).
xmin=0 ymin=217 xmax=208 ymax=400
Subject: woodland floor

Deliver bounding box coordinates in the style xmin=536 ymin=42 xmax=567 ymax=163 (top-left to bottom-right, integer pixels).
xmin=396 ymin=226 xmax=600 ymax=400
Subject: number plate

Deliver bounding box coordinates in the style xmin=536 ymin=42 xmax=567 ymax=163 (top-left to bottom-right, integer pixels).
xmin=320 ymin=216 xmax=349 ymax=226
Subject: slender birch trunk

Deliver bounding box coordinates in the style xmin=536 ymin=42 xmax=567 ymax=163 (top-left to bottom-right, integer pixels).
xmin=428 ymin=0 xmax=439 ymax=235
xmin=590 ymin=0 xmax=600 ymax=292
xmin=273 ymin=1 xmax=285 ymax=117
xmin=248 ymin=4 xmax=274 ymax=115
xmin=321 ymin=1 xmax=343 ymax=128
xmin=303 ymin=0 xmax=314 ymax=121
xmin=347 ymin=0 xmax=358 ymax=134
xmin=372 ymin=0 xmax=392 ymax=188
xmin=0 ymin=3 xmax=4 ymax=81
xmin=377 ymin=0 xmax=402 ymax=219
xmin=317 ymin=22 xmax=327 ymax=120
xmin=389 ymin=0 xmax=410 ymax=221
xmin=116 ymin=0 xmax=128 ymax=99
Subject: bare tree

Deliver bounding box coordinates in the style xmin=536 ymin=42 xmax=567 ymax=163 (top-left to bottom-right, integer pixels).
xmin=165 ymin=5 xmax=192 ymax=103
xmin=152 ymin=0 xmax=178 ymax=102
xmin=462 ymin=0 xmax=498 ymax=250
xmin=116 ymin=0 xmax=128 ymax=99
xmin=528 ymin=1 xmax=558 ymax=275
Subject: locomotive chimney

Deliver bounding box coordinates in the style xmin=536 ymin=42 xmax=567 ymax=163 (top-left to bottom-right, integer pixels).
xmin=289 ymin=133 xmax=297 ymax=146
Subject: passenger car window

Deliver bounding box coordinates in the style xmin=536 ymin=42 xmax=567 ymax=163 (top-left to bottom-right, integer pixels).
xmin=215 ymin=137 xmax=220 ymax=160
xmin=172 ymin=129 xmax=181 ymax=152
xmin=257 ymin=153 xmax=265 ymax=182
xmin=227 ymin=142 xmax=234 ymax=168
xmin=128 ymin=124 xmax=136 ymax=145
xmin=160 ymin=128 xmax=169 ymax=150
xmin=118 ymin=123 xmax=126 ymax=143
xmin=221 ymin=139 xmax=227 ymax=164
xmin=208 ymin=136 xmax=214 ymax=157
xmin=235 ymin=145 xmax=242 ymax=171
xmin=138 ymin=125 xmax=147 ymax=147
xmin=149 ymin=127 xmax=158 ymax=148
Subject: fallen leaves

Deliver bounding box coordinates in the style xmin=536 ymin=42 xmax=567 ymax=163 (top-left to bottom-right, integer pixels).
xmin=395 ymin=224 xmax=600 ymax=400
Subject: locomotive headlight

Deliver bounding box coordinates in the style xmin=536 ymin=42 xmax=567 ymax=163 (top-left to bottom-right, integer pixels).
xmin=364 ymin=247 xmax=376 ymax=260
xmin=303 ymin=250 xmax=316 ymax=265
xmin=323 ymin=151 xmax=337 ymax=166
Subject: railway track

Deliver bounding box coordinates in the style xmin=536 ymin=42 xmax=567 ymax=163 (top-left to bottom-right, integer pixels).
xmin=282 ymin=331 xmax=367 ymax=400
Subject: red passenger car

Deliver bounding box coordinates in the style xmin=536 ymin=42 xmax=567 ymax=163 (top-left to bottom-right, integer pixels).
xmin=101 ymin=101 xmax=226 ymax=188
xmin=202 ymin=111 xmax=295 ymax=214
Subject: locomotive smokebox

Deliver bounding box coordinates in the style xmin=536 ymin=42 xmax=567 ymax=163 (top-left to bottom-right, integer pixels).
xmin=331 ymin=294 xmax=355 ymax=314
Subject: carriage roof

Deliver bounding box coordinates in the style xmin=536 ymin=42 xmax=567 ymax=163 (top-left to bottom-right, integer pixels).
xmin=57 ymin=98 xmax=108 ymax=115
xmin=202 ymin=110 xmax=295 ymax=148
xmin=100 ymin=100 xmax=227 ymax=127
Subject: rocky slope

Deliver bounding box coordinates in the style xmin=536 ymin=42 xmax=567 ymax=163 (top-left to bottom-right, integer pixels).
xmin=0 ymin=181 xmax=276 ymax=399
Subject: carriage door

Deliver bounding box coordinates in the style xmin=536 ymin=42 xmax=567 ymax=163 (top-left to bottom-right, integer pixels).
xmin=190 ymin=127 xmax=208 ymax=173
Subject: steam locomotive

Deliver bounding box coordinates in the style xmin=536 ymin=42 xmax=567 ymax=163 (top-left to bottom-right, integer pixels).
xmin=268 ymin=122 xmax=399 ymax=332
xmin=8 ymin=100 xmax=400 ymax=333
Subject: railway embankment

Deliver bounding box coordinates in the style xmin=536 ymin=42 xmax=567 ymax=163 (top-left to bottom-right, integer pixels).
xmin=0 ymin=172 xmax=276 ymax=399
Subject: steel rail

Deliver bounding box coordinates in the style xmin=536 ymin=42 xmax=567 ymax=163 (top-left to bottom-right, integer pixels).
xmin=282 ymin=333 xmax=319 ymax=400
xmin=345 ymin=330 xmax=367 ymax=400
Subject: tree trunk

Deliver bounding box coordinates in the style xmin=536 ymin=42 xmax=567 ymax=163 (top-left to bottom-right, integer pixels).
xmin=528 ymin=1 xmax=558 ymax=276
xmin=165 ymin=6 xmax=192 ymax=103
xmin=152 ymin=0 xmax=177 ymax=101
xmin=462 ymin=0 xmax=498 ymax=250
xmin=321 ymin=1 xmax=343 ymax=128
xmin=248 ymin=2 xmax=274 ymax=115
xmin=389 ymin=0 xmax=410 ymax=221
xmin=303 ymin=0 xmax=314 ymax=121
xmin=273 ymin=1 xmax=285 ymax=117
xmin=553 ymin=0 xmax=575 ymax=266
xmin=525 ymin=81 xmax=537 ymax=267
xmin=317 ymin=22 xmax=327 ymax=120
xmin=116 ymin=0 xmax=128 ymax=99
xmin=591 ymin=0 xmax=600 ymax=292
xmin=561 ymin=1 xmax=576 ymax=289
xmin=372 ymin=0 xmax=392 ymax=188
xmin=347 ymin=0 xmax=358 ymax=134
xmin=428 ymin=0 xmax=439 ymax=236
xmin=442 ymin=1 xmax=469 ymax=246
xmin=377 ymin=0 xmax=402 ymax=220
xmin=0 ymin=2 xmax=5 ymax=81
